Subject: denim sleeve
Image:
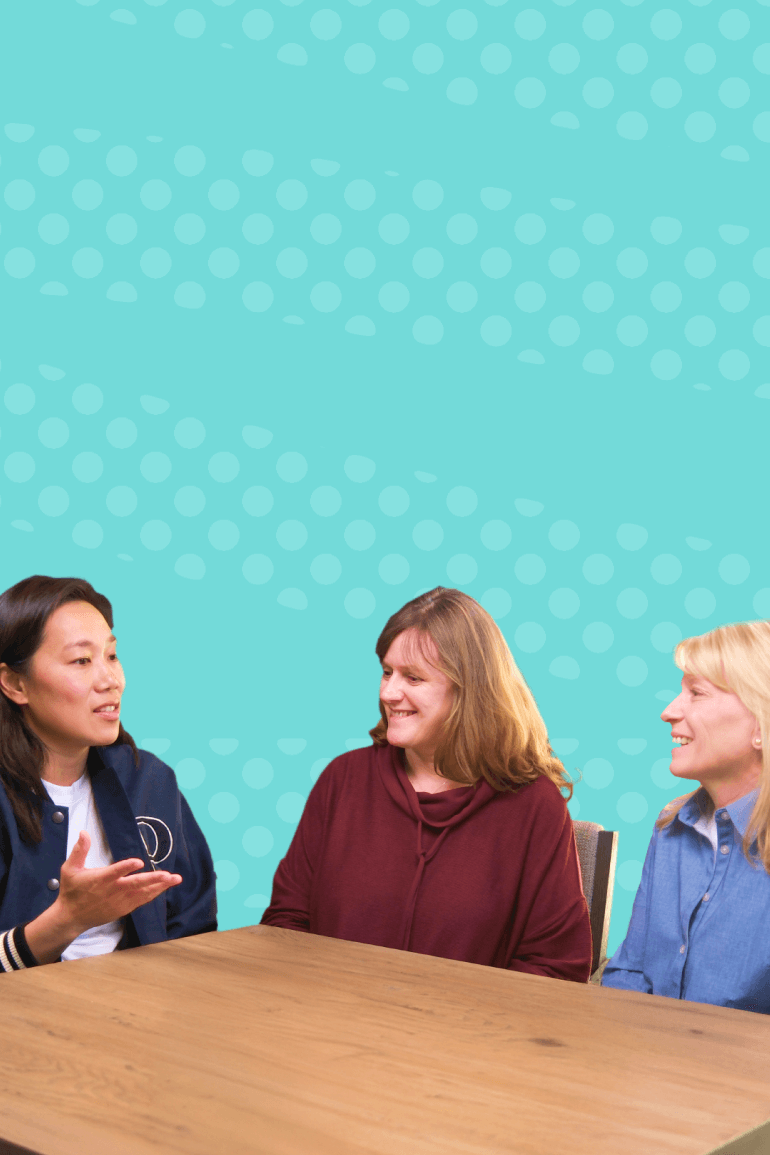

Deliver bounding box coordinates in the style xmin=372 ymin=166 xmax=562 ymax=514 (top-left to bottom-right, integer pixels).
xmin=601 ymin=829 xmax=658 ymax=995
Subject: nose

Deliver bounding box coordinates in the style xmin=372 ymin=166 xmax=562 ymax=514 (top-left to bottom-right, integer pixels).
xmin=660 ymin=693 xmax=683 ymax=723
xmin=381 ymin=675 xmax=405 ymax=703
xmin=95 ymin=658 xmax=121 ymax=692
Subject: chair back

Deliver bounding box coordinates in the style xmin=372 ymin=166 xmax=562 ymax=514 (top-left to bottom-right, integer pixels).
xmin=572 ymin=820 xmax=619 ymax=975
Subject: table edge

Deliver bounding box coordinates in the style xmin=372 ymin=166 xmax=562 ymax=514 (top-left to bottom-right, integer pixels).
xmin=705 ymin=1118 xmax=770 ymax=1155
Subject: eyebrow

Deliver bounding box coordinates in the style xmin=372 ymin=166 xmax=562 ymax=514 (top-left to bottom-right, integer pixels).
xmin=63 ymin=635 xmax=117 ymax=651
xmin=381 ymin=660 xmax=428 ymax=676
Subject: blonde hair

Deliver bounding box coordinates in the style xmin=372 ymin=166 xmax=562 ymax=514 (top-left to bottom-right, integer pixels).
xmin=369 ymin=587 xmax=572 ymax=797
xmin=656 ymin=619 xmax=770 ymax=872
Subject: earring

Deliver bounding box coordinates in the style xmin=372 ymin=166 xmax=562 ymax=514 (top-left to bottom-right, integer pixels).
xmin=754 ymin=738 xmax=762 ymax=748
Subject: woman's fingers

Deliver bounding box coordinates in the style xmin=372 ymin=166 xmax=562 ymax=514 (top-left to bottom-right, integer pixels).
xmin=57 ymin=834 xmax=184 ymax=929
xmin=62 ymin=842 xmax=144 ymax=883
xmin=111 ymin=871 xmax=182 ymax=914
xmin=96 ymin=856 xmax=149 ymax=882
xmin=129 ymin=876 xmax=182 ymax=904
xmin=116 ymin=871 xmax=182 ymax=895
xmin=66 ymin=829 xmax=92 ymax=870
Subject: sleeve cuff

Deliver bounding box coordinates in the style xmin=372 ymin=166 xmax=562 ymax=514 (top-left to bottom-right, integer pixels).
xmin=0 ymin=925 xmax=41 ymax=971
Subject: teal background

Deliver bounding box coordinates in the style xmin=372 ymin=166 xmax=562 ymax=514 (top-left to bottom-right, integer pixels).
xmin=1 ymin=0 xmax=769 ymax=955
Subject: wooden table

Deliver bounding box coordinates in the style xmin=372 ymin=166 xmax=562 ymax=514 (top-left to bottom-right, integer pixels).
xmin=0 ymin=926 xmax=768 ymax=1155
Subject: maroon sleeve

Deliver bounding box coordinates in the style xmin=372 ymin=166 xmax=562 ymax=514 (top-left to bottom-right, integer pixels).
xmin=259 ymin=763 xmax=333 ymax=932
xmin=507 ymin=786 xmax=592 ymax=983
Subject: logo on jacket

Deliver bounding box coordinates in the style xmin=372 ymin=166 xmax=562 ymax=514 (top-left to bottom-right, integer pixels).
xmin=135 ymin=816 xmax=174 ymax=867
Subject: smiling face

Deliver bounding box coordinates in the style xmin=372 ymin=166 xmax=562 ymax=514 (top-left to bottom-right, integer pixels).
xmin=660 ymin=674 xmax=762 ymax=802
xmin=379 ymin=629 xmax=455 ymax=765
xmin=7 ymin=601 xmax=125 ymax=759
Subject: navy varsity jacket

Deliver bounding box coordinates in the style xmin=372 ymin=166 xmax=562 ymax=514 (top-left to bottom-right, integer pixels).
xmin=0 ymin=743 xmax=217 ymax=972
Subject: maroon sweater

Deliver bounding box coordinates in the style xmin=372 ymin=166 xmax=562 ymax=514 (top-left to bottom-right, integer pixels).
xmin=261 ymin=743 xmax=592 ymax=982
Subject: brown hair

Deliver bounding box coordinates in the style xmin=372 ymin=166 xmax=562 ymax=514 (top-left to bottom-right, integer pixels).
xmin=0 ymin=575 xmax=137 ymax=844
xmin=655 ymin=619 xmax=770 ymax=872
xmin=369 ymin=587 xmax=572 ymax=796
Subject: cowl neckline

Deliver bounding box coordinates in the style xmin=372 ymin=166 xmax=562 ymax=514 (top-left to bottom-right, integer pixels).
xmin=377 ymin=742 xmax=497 ymax=827
xmin=374 ymin=743 xmax=500 ymax=951
xmin=413 ymin=782 xmax=477 ymax=820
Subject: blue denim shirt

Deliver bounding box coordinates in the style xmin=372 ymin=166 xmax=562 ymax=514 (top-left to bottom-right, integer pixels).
xmin=602 ymin=788 xmax=770 ymax=1013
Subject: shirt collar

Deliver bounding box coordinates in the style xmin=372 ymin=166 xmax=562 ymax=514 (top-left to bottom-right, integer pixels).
xmin=677 ymin=786 xmax=759 ymax=837
xmin=726 ymin=789 xmax=760 ymax=836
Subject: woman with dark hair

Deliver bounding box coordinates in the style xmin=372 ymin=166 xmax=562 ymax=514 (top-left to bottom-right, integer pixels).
xmin=261 ymin=587 xmax=592 ymax=981
xmin=0 ymin=575 xmax=216 ymax=973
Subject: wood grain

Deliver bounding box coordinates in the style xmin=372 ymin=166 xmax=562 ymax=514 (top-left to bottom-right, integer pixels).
xmin=0 ymin=926 xmax=767 ymax=1155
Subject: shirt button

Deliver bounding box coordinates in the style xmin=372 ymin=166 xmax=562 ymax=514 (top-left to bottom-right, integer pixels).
xmin=704 ymin=893 xmax=710 ymax=901
xmin=47 ymin=878 xmax=60 ymax=891
xmin=720 ymin=811 xmax=729 ymax=821
xmin=720 ymin=845 xmax=730 ymax=855
xmin=680 ymin=945 xmax=686 ymax=954
xmin=51 ymin=811 xmax=65 ymax=824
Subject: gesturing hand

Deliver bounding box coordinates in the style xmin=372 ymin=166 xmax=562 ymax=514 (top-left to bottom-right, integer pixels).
xmin=57 ymin=830 xmax=183 ymax=936
xmin=24 ymin=830 xmax=183 ymax=965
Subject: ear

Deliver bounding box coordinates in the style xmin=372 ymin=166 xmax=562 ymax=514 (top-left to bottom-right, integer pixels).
xmin=0 ymin=663 xmax=29 ymax=706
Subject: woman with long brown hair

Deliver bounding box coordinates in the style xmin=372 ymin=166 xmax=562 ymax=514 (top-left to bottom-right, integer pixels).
xmin=262 ymin=587 xmax=592 ymax=980
xmin=0 ymin=575 xmax=216 ymax=973
xmin=602 ymin=619 xmax=770 ymax=1012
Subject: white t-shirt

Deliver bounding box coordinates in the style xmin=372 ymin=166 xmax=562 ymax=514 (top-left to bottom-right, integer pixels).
xmin=42 ymin=772 xmax=124 ymax=961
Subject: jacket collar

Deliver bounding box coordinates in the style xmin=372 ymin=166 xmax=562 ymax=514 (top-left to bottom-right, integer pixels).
xmin=88 ymin=746 xmax=153 ymax=866
xmin=89 ymin=746 xmax=168 ymax=944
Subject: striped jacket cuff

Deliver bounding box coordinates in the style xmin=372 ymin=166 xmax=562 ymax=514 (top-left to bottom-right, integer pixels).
xmin=0 ymin=926 xmax=40 ymax=972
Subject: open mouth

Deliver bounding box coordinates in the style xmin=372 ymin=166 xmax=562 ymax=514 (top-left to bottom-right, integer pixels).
xmin=672 ymin=736 xmax=693 ymax=746
xmin=94 ymin=705 xmax=120 ymax=718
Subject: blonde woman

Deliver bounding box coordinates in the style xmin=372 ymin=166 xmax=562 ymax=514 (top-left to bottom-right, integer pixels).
xmin=602 ymin=620 xmax=770 ymax=1013
xmin=262 ymin=587 xmax=592 ymax=981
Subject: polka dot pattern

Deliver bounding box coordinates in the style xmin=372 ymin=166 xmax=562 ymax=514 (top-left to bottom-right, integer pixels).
xmin=7 ymin=104 xmax=751 ymax=362
xmin=6 ymin=368 xmax=764 ymax=955
xmin=4 ymin=0 xmax=764 ymax=963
